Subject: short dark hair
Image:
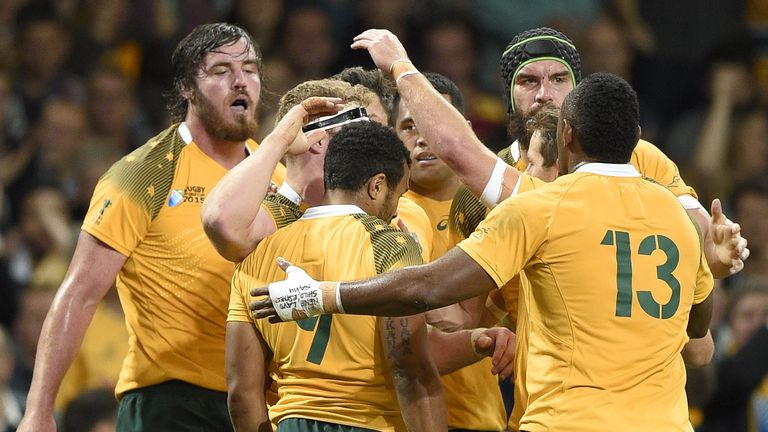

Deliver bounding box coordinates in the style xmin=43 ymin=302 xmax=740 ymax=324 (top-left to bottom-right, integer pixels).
xmin=561 ymin=72 xmax=639 ymax=163
xmin=333 ymin=67 xmax=396 ymax=119
xmin=392 ymin=72 xmax=464 ymax=126
xmin=524 ymin=105 xmax=560 ymax=166
xmin=324 ymin=121 xmax=411 ymax=192
xmin=167 ymin=23 xmax=261 ymax=121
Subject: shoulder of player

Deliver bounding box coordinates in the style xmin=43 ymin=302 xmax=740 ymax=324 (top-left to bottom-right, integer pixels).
xmin=93 ymin=124 xmax=185 ymax=218
xmin=261 ymin=193 xmax=303 ymax=229
xmin=102 ymin=124 xmax=185 ymax=179
xmin=351 ymin=214 xmax=422 ymax=272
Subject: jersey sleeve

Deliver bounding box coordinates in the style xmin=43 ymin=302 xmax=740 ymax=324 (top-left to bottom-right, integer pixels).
xmin=81 ymin=166 xmax=153 ymax=257
xmin=262 ymin=193 xmax=304 ymax=230
xmin=228 ymin=265 xmax=253 ymax=323
xmin=449 ymin=184 xmax=489 ymax=243
xmin=693 ymin=248 xmax=714 ymax=305
xmin=354 ymin=214 xmax=424 ymax=274
xmin=457 ymin=195 xmax=545 ymax=287
xmin=632 ymin=140 xmax=698 ymax=199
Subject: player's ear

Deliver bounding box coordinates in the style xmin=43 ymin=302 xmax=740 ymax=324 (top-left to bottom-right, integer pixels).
xmin=366 ymin=173 xmax=387 ymax=200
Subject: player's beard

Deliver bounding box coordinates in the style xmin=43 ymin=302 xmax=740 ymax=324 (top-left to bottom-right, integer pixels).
xmin=506 ymin=102 xmax=557 ymax=144
xmin=193 ymin=87 xmax=258 ymax=142
xmin=506 ymin=109 xmax=527 ymax=144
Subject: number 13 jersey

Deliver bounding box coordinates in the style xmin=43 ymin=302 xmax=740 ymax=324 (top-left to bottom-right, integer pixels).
xmin=458 ymin=163 xmax=713 ymax=432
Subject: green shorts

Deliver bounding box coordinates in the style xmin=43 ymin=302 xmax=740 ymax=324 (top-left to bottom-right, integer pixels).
xmin=116 ymin=380 xmax=233 ymax=432
xmin=277 ymin=418 xmax=376 ymax=432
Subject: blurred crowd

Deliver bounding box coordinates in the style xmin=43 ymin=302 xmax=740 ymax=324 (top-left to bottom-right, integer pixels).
xmin=0 ymin=0 xmax=766 ymax=431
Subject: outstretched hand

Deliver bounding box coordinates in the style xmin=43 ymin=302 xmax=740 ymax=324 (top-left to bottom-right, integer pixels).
xmin=251 ymin=257 xmax=323 ymax=323
xmin=709 ymin=198 xmax=749 ymax=275
xmin=274 ymin=97 xmax=345 ymax=156
xmin=351 ymin=29 xmax=410 ymax=77
xmin=471 ymin=327 xmax=516 ymax=380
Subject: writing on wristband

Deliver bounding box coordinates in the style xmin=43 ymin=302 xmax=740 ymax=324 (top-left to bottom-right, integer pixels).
xmin=270 ymin=278 xmax=340 ymax=321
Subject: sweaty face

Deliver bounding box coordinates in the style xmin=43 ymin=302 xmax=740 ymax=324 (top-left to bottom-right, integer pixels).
xmin=513 ymin=60 xmax=574 ymax=116
xmin=190 ymin=37 xmax=261 ymax=141
xmin=395 ymin=96 xmax=455 ymax=192
xmin=525 ymin=130 xmax=558 ymax=182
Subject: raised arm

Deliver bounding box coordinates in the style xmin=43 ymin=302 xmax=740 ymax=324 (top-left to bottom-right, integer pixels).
xmin=202 ymin=97 xmax=343 ymax=261
xmin=351 ymin=29 xmax=520 ymax=199
xmin=18 ymin=232 xmax=127 ymax=432
xmin=225 ymin=322 xmax=272 ymax=432
xmin=378 ymin=314 xmax=446 ymax=431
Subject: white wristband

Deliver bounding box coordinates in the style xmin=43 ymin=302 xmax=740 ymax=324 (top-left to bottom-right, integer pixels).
xmin=480 ymin=157 xmax=507 ymax=209
xmin=678 ymin=194 xmax=705 ymax=211
xmin=268 ymin=265 xmax=340 ymax=321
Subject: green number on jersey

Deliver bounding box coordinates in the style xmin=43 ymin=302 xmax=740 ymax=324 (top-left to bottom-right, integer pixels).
xmin=297 ymin=314 xmax=333 ymax=364
xmin=601 ymin=230 xmax=681 ymax=319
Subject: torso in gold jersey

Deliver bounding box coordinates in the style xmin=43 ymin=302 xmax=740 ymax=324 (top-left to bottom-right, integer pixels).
xmin=459 ymin=164 xmax=713 ymax=431
xmin=82 ymin=123 xmax=284 ymax=396
xmin=229 ymin=205 xmax=423 ymax=431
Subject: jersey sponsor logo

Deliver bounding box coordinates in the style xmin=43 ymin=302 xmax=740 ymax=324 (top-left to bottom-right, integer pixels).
xmin=437 ymin=217 xmax=449 ymax=231
xmin=168 ymin=189 xmax=184 ymax=207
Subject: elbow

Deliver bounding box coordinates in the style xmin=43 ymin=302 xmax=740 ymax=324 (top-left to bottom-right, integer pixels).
xmin=436 ymin=134 xmax=466 ymax=174
xmin=202 ymin=211 xmax=249 ymax=262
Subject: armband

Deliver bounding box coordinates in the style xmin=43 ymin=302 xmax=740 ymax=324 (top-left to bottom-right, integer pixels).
xmin=480 ymin=157 xmax=507 ymax=208
xmin=678 ymin=194 xmax=705 ymax=211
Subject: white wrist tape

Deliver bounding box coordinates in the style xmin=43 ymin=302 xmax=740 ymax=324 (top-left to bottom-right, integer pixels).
xmin=677 ymin=194 xmax=705 ymax=211
xmin=268 ymin=265 xmax=341 ymax=321
xmin=480 ymin=157 xmax=507 ymax=209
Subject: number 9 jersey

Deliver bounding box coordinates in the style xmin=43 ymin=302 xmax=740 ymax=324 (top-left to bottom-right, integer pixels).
xmin=457 ymin=163 xmax=713 ymax=432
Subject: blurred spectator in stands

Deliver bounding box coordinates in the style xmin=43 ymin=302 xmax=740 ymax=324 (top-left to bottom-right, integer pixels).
xmin=54 ymin=286 xmax=126 ymax=415
xmin=0 ymin=326 xmax=23 ymax=432
xmin=336 ymin=0 xmax=422 ymax=70
xmin=227 ymin=0 xmax=283 ymax=56
xmin=629 ymin=0 xmax=746 ymax=144
xmin=61 ymin=388 xmax=117 ymax=432
xmin=67 ymin=0 xmax=141 ymax=81
xmin=2 ymin=187 xmax=74 ymax=289
xmin=700 ymin=278 xmax=768 ymax=432
xmin=6 ymin=99 xmax=89 ymax=222
xmin=744 ymin=0 xmax=768 ymax=100
xmin=83 ymin=66 xmax=151 ymax=167
xmin=10 ymin=1 xmax=83 ymax=134
xmin=0 ymin=66 xmax=33 ymax=230
xmin=420 ymin=14 xmax=507 ymax=152
xmin=256 ymin=57 xmax=297 ymax=142
xmin=0 ymin=0 xmax=25 ymax=68
xmin=579 ymin=12 xmax=635 ymax=82
xmin=664 ymin=39 xmax=760 ymax=200
xmin=9 ymin=283 xmax=59 ymax=401
xmin=730 ymin=179 xmax=768 ymax=282
xmin=276 ymin=6 xmax=339 ymax=87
